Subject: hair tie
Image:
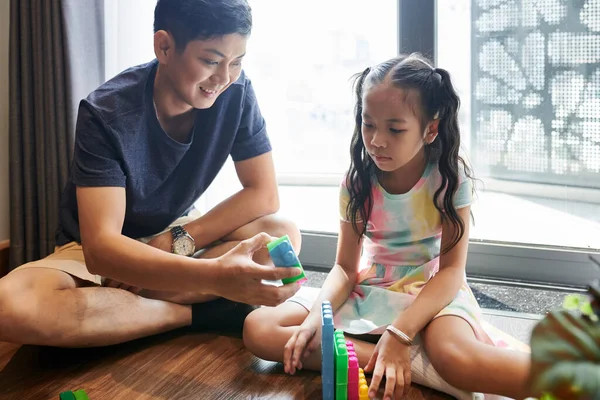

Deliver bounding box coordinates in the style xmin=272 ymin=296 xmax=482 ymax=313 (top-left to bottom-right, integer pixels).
xmin=431 ymin=68 xmax=443 ymax=86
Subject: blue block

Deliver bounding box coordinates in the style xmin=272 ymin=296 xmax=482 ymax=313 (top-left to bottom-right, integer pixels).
xmin=321 ymin=301 xmax=335 ymax=400
xmin=269 ymin=238 xmax=300 ymax=267
xmin=266 ymin=235 xmax=307 ymax=285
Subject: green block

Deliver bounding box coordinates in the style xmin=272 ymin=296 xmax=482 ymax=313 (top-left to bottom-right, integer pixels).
xmin=334 ymin=329 xmax=349 ymax=398
xmin=281 ymin=268 xmax=307 ymax=285
xmin=59 ymin=392 xmax=76 ymax=400
xmin=266 ymin=235 xmax=289 ymax=252
xmin=73 ymin=390 xmax=90 ymax=400
xmin=336 ymin=384 xmax=348 ymax=400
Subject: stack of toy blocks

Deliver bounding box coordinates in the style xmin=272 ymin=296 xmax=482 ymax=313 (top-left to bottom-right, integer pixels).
xmin=334 ymin=329 xmax=349 ymax=400
xmin=346 ymin=341 xmax=359 ymax=400
xmin=321 ymin=301 xmax=369 ymax=400
xmin=266 ymin=235 xmax=307 ymax=284
xmin=321 ymin=301 xmax=335 ymax=400
xmin=358 ymin=368 xmax=369 ymax=400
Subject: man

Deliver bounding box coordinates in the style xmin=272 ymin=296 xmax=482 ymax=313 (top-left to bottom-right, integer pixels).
xmin=0 ymin=0 xmax=301 ymax=348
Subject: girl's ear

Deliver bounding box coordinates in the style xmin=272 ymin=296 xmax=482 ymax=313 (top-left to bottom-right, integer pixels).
xmin=425 ymin=119 xmax=439 ymax=145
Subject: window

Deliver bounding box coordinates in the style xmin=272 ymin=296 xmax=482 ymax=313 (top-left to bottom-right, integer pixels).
xmin=437 ymin=0 xmax=600 ymax=252
xmin=243 ymin=0 xmax=397 ymax=176
xmin=201 ymin=0 xmax=398 ymax=224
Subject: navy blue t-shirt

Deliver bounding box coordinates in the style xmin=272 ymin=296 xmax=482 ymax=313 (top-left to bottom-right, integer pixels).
xmin=55 ymin=59 xmax=271 ymax=246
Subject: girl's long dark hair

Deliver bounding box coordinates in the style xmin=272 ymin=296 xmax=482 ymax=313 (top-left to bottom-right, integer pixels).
xmin=346 ymin=53 xmax=474 ymax=254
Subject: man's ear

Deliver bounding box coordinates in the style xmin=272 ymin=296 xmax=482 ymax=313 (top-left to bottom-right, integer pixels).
xmin=154 ymin=30 xmax=173 ymax=63
xmin=425 ymin=119 xmax=439 ymax=144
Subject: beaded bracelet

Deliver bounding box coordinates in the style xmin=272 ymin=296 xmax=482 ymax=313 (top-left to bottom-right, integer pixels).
xmin=386 ymin=325 xmax=414 ymax=346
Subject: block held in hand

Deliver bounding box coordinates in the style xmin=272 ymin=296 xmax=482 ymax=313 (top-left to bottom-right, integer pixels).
xmin=267 ymin=235 xmax=307 ymax=285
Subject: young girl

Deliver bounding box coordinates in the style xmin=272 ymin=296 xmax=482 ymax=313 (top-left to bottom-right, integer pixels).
xmin=243 ymin=53 xmax=533 ymax=400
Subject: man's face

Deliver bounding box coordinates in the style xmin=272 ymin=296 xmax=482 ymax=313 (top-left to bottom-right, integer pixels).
xmin=162 ymin=33 xmax=248 ymax=109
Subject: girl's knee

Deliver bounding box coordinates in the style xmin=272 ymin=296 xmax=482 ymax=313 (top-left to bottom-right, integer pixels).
xmin=427 ymin=341 xmax=476 ymax=385
xmin=243 ymin=307 xmax=278 ymax=353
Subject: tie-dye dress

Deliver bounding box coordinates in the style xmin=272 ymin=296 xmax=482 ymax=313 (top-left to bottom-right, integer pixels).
xmin=291 ymin=161 xmax=497 ymax=347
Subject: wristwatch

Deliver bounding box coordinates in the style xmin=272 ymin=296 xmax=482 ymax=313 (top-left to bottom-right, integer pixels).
xmin=171 ymin=225 xmax=195 ymax=256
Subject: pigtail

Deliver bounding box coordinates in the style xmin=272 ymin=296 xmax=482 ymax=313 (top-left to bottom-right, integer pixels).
xmin=431 ymin=67 xmax=473 ymax=254
xmin=346 ymin=67 xmax=376 ymax=238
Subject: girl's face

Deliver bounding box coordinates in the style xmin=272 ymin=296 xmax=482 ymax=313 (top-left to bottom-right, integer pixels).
xmin=361 ymin=82 xmax=437 ymax=173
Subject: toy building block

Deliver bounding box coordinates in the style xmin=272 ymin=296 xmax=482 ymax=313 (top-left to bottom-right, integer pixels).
xmin=73 ymin=390 xmax=89 ymax=400
xmin=59 ymin=389 xmax=89 ymax=400
xmin=334 ymin=330 xmax=349 ymax=400
xmin=359 ymin=384 xmax=369 ymax=400
xmin=321 ymin=301 xmax=335 ymax=400
xmin=266 ymin=235 xmax=307 ymax=285
xmin=358 ymin=368 xmax=369 ymax=400
xmin=59 ymin=392 xmax=76 ymax=400
xmin=358 ymin=367 xmax=367 ymax=386
xmin=346 ymin=341 xmax=359 ymax=400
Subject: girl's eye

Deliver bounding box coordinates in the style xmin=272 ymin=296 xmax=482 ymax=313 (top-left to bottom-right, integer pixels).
xmin=231 ymin=62 xmax=242 ymax=67
xmin=202 ymin=59 xmax=218 ymax=66
xmin=390 ymin=128 xmax=406 ymax=134
xmin=362 ymin=122 xmax=374 ymax=129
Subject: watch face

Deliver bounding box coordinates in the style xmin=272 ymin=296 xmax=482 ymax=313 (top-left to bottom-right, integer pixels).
xmin=174 ymin=238 xmax=194 ymax=256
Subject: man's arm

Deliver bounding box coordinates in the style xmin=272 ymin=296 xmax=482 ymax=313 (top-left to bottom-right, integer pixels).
xmin=184 ymin=151 xmax=279 ymax=248
xmin=78 ymin=185 xmax=301 ymax=305
xmin=78 ymin=186 xmax=222 ymax=292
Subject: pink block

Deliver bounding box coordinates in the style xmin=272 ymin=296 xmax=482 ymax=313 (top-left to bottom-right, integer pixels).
xmin=346 ymin=340 xmax=359 ymax=400
xmin=348 ymin=354 xmax=359 ymax=400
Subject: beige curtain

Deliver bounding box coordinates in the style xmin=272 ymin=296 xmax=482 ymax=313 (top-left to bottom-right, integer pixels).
xmin=9 ymin=0 xmax=104 ymax=270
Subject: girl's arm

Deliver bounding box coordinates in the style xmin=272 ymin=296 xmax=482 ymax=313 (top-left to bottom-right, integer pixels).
xmin=390 ymin=206 xmax=471 ymax=339
xmin=283 ymin=220 xmax=364 ymax=375
xmin=303 ymin=220 xmax=364 ymax=324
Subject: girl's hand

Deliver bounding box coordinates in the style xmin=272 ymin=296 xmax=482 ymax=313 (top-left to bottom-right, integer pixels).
xmin=365 ymin=331 xmax=412 ymax=400
xmin=283 ymin=315 xmax=321 ymax=374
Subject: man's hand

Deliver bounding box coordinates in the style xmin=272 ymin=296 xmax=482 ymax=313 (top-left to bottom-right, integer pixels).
xmin=213 ymin=233 xmax=302 ymax=306
xmin=146 ymin=230 xmax=172 ymax=253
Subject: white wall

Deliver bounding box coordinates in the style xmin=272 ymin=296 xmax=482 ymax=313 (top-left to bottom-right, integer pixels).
xmin=104 ymin=0 xmax=155 ymax=80
xmin=0 ymin=0 xmax=10 ymax=241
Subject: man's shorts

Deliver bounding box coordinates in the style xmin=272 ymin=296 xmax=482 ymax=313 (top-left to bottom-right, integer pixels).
xmin=10 ymin=210 xmax=202 ymax=286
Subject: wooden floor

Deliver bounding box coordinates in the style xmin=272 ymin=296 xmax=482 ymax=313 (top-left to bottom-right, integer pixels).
xmin=0 ymin=310 xmax=537 ymax=400
xmin=0 ymin=329 xmax=454 ymax=400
